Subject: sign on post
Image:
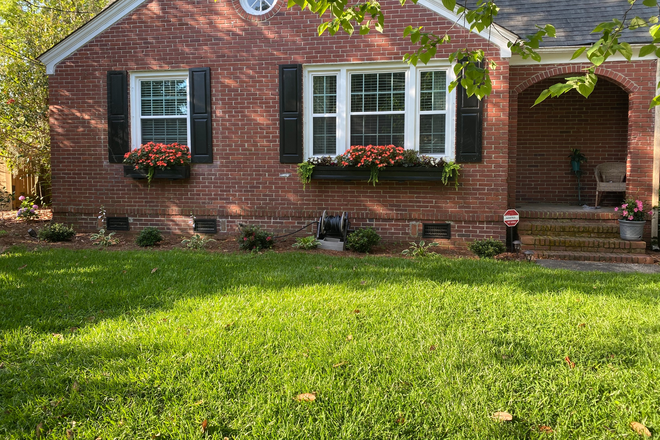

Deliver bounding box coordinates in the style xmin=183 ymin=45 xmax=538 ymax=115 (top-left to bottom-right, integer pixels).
xmin=503 ymin=209 xmax=519 ymax=227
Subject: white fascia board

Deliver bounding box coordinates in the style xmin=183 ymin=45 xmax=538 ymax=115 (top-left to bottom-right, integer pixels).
xmin=39 ymin=0 xmax=147 ymax=75
xmin=417 ymin=0 xmax=516 ymax=58
xmin=510 ymin=44 xmax=658 ymax=66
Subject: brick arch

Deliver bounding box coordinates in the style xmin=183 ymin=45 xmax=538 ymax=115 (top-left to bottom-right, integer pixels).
xmin=512 ymin=65 xmax=638 ymax=95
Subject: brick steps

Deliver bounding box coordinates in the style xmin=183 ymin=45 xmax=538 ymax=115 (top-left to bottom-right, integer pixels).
xmin=520 ymin=235 xmax=646 ymax=253
xmin=517 ymin=210 xmax=653 ymax=264
xmin=533 ymin=251 xmax=654 ymax=264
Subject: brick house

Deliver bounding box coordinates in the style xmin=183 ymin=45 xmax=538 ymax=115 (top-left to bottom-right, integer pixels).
xmin=38 ymin=0 xmax=659 ymax=253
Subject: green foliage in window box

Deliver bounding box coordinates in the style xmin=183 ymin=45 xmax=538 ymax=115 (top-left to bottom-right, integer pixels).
xmin=296 ymin=162 xmax=315 ymax=190
xmin=237 ymin=224 xmax=274 ymax=251
xmin=38 ymin=223 xmax=75 ymax=242
xmin=136 ymin=227 xmax=163 ymax=247
xmin=468 ymin=238 xmax=506 ymax=259
xmin=346 ymin=227 xmax=381 ymax=253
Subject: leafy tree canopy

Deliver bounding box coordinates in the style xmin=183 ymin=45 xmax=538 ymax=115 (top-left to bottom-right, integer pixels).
xmin=0 ymin=0 xmax=106 ymax=197
xmin=287 ymin=0 xmax=660 ymax=106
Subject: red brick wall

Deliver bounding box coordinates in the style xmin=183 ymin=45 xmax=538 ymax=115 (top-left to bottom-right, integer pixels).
xmin=516 ymin=77 xmax=628 ymax=205
xmin=49 ymin=0 xmax=509 ymax=244
xmin=509 ymin=61 xmax=657 ymax=208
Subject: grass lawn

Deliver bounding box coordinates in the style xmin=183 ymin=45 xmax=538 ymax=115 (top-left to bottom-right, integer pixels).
xmin=1 ymin=248 xmax=659 ymax=439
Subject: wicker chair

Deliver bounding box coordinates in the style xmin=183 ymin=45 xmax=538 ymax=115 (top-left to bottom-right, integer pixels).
xmin=595 ymin=162 xmax=626 ymax=206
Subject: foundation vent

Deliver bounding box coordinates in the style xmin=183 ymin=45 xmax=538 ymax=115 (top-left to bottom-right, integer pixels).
xmin=194 ymin=219 xmax=218 ymax=234
xmin=106 ymin=217 xmax=130 ymax=231
xmin=422 ymin=223 xmax=451 ymax=239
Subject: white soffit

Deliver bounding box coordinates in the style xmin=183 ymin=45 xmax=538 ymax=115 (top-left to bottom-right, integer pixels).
xmin=417 ymin=0 xmax=516 ymax=58
xmin=39 ymin=0 xmax=148 ymax=75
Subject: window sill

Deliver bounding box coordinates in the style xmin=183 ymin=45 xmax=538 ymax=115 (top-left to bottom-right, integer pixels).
xmin=123 ymin=165 xmax=191 ymax=180
xmin=311 ymin=166 xmax=448 ymax=181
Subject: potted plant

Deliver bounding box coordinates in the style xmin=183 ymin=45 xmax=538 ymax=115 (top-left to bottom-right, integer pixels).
xmin=615 ymin=198 xmax=653 ymax=241
xmin=123 ymin=142 xmax=192 ymax=185
xmin=568 ymin=148 xmax=587 ymax=173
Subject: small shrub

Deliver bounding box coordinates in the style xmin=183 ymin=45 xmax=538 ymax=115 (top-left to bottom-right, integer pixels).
xmin=136 ymin=227 xmax=163 ymax=247
xmin=16 ymin=195 xmax=39 ymax=221
xmin=90 ymin=229 xmax=119 ymax=247
xmin=237 ymin=224 xmax=274 ymax=251
xmin=346 ymin=228 xmax=381 ymax=253
xmin=468 ymin=238 xmax=506 ymax=259
xmin=401 ymin=240 xmax=439 ymax=258
xmin=182 ymin=234 xmax=216 ymax=250
xmin=38 ymin=223 xmax=76 ymax=242
xmin=292 ymin=236 xmax=319 ymax=250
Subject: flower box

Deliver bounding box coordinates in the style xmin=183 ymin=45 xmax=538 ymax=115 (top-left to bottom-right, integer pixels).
xmin=123 ymin=165 xmax=191 ymax=180
xmin=310 ymin=166 xmax=447 ymax=182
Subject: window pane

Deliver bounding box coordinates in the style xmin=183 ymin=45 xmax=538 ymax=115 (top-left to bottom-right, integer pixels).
xmin=312 ymin=76 xmax=336 ymax=114
xmin=141 ymin=118 xmax=188 ymax=145
xmin=351 ymin=72 xmax=406 ymax=113
xmin=419 ymin=71 xmax=446 ymax=111
xmin=419 ymin=114 xmax=446 ymax=154
xmin=141 ymin=79 xmax=188 ymax=116
xmin=350 ymin=114 xmax=405 ymax=147
xmin=313 ymin=117 xmax=336 ymax=155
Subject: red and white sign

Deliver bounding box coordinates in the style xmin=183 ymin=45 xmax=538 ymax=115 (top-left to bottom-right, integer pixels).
xmin=503 ymin=209 xmax=519 ymax=227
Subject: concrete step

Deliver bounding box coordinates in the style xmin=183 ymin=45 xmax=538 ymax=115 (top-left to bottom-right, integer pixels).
xmin=520 ymin=235 xmax=647 ymax=254
xmin=518 ymin=220 xmax=619 ymax=238
xmin=532 ymin=250 xmax=654 ymax=264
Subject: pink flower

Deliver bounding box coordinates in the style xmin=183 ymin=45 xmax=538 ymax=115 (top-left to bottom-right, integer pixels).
xmin=32 ymin=205 xmax=38 ymax=209
xmin=18 ymin=195 xmax=25 ymax=201
xmin=623 ymin=211 xmax=628 ymax=216
xmin=629 ymin=215 xmax=634 ymax=220
xmin=266 ymin=236 xmax=272 ymax=241
xmin=614 ymin=207 xmax=618 ymax=211
xmin=243 ymin=237 xmax=247 ymax=241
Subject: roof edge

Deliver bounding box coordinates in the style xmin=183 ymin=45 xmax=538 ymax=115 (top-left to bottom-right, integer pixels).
xmin=417 ymin=0 xmax=517 ymax=58
xmin=510 ymin=44 xmax=658 ymax=66
xmin=38 ymin=0 xmax=147 ymax=74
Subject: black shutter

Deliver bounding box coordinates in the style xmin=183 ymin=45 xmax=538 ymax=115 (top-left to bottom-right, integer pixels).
xmin=189 ymin=67 xmax=213 ymax=163
xmin=279 ymin=64 xmax=303 ymax=164
xmin=455 ymin=75 xmax=484 ymax=163
xmin=107 ymin=71 xmax=129 ymax=163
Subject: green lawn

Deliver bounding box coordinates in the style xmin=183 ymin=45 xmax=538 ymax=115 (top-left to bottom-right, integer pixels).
xmin=1 ymin=248 xmax=659 ymax=439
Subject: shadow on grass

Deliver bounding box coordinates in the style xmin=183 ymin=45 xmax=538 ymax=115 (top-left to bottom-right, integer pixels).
xmin=1 ymin=248 xmax=659 ymax=334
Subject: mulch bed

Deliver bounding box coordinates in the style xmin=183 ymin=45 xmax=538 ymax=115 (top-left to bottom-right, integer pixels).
xmin=0 ymin=209 xmax=475 ymax=258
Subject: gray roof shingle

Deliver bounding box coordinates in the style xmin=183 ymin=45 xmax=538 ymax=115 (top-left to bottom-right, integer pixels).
xmin=492 ymin=0 xmax=651 ymax=46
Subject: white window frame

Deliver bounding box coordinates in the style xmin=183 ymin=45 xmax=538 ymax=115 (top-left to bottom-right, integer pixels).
xmin=303 ymin=61 xmax=456 ymax=160
xmin=417 ymin=68 xmax=453 ymax=157
xmin=310 ymin=72 xmax=339 ymax=156
xmin=129 ymin=70 xmax=190 ymax=150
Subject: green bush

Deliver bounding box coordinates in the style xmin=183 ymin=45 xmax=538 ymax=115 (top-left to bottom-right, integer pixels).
xmin=38 ymin=223 xmax=75 ymax=242
xmin=468 ymin=238 xmax=506 ymax=259
xmin=292 ymin=236 xmax=319 ymax=250
xmin=136 ymin=227 xmax=163 ymax=247
xmin=237 ymin=224 xmax=274 ymax=251
xmin=346 ymin=228 xmax=381 ymax=253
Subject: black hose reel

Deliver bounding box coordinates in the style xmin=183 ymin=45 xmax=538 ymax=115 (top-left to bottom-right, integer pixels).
xmin=316 ymin=211 xmax=349 ymax=251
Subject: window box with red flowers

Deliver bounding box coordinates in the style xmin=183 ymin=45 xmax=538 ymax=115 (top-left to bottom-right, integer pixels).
xmin=297 ymin=145 xmax=460 ymax=187
xmin=123 ymin=142 xmax=192 ymax=184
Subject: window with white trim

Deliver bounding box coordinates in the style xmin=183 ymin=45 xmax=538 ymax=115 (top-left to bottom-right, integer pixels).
xmin=305 ymin=63 xmax=455 ymax=159
xmin=130 ymin=71 xmax=190 ymax=149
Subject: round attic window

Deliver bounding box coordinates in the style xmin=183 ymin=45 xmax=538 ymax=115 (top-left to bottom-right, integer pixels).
xmin=240 ymin=0 xmax=277 ymax=15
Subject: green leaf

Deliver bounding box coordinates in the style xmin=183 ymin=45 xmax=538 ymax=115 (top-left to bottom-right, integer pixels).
xmin=403 ymin=25 xmax=413 ymax=37
xmin=571 ymin=47 xmax=587 ymax=60
xmin=544 ymin=24 xmax=556 ymax=37
xmin=650 ymin=24 xmax=660 ymax=39
xmin=639 ymin=44 xmax=656 ymax=57
xmin=441 ymin=0 xmax=456 ymax=10
xmin=318 ymin=22 xmax=330 ymax=35
xmin=618 ymin=42 xmax=633 ymax=60
xmin=590 ymin=55 xmax=605 ymax=66
xmin=359 ymin=24 xmax=370 ymax=35
xmin=419 ymin=51 xmax=432 ymax=64
xmin=649 ymin=94 xmax=660 ymax=108
xmin=533 ymin=89 xmax=552 ymax=106
xmin=374 ymin=21 xmax=383 ymax=33
xmin=644 ymin=0 xmax=657 ymax=6
xmin=629 ymin=16 xmax=647 ymax=29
